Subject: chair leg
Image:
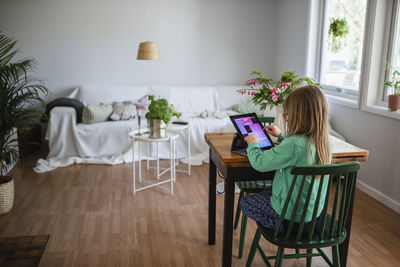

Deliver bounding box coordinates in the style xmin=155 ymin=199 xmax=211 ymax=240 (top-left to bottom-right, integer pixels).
xmin=332 ymin=245 xmax=341 ymax=267
xmin=246 ymin=228 xmax=261 ymax=267
xmin=234 ymin=190 xmax=244 ymax=229
xmin=306 ymin=248 xmax=312 ymax=267
xmin=275 ymin=247 xmax=284 ymax=267
xmin=238 ymin=213 xmax=248 ymax=258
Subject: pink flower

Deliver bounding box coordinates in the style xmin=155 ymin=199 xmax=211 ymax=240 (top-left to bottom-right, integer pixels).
xmin=248 ymin=91 xmax=250 ymax=95
xmin=277 ymin=84 xmax=280 ymax=88
xmin=247 ymin=79 xmax=258 ymax=85
xmin=259 ymin=81 xmax=263 ymax=85
xmin=251 ymin=92 xmax=256 ymax=96
xmin=271 ymin=92 xmax=279 ymax=101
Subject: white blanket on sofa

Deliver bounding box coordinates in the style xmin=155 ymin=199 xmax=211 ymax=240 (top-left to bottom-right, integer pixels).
xmin=34 ymin=109 xmax=236 ymax=173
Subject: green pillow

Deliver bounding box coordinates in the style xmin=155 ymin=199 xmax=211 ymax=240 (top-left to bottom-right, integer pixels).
xmin=231 ymin=102 xmax=263 ymax=116
xmin=82 ymin=103 xmax=113 ymax=124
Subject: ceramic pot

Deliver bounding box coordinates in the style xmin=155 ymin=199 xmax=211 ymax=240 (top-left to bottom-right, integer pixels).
xmin=274 ymin=105 xmax=285 ymax=132
xmin=388 ymin=95 xmax=400 ymax=111
xmin=0 ymin=176 xmax=14 ymax=214
xmin=149 ymin=119 xmax=167 ymax=138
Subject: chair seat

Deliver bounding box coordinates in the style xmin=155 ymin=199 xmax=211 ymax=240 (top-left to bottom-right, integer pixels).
xmin=257 ymin=214 xmax=347 ymax=249
xmin=236 ymin=180 xmax=273 ymax=193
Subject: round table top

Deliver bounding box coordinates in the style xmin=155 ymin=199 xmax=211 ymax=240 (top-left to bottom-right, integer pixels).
xmin=129 ymin=132 xmax=179 ymax=142
xmin=167 ymin=122 xmax=189 ymax=131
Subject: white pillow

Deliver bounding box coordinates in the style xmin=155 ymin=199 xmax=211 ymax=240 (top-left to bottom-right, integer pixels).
xmin=78 ymin=85 xmax=150 ymax=105
xmin=168 ymin=86 xmax=216 ymax=113
xmin=214 ymin=86 xmax=252 ymax=110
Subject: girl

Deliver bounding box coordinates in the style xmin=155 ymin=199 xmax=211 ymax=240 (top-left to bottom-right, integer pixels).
xmin=240 ymin=84 xmax=330 ymax=230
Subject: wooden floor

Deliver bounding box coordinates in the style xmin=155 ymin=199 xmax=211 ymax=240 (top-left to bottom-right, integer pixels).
xmin=1 ymin=149 xmax=399 ymax=267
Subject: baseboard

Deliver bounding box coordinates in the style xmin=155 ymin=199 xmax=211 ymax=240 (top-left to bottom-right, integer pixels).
xmin=356 ymin=180 xmax=400 ymax=214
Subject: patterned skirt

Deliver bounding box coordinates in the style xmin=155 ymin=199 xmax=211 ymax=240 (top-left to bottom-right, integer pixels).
xmin=240 ymin=188 xmax=322 ymax=235
xmin=239 ymin=188 xmax=282 ymax=230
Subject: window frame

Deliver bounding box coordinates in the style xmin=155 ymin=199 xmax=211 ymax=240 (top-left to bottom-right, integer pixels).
xmin=308 ymin=0 xmax=400 ymax=119
xmin=378 ymin=0 xmax=400 ymax=105
xmin=317 ymin=0 xmax=369 ymax=101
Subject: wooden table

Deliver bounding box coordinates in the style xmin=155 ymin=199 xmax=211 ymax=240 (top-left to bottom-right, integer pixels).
xmin=205 ymin=132 xmax=369 ymax=267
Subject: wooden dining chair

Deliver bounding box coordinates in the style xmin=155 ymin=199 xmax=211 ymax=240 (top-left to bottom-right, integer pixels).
xmin=245 ymin=161 xmax=360 ymax=267
xmin=234 ymin=116 xmax=275 ymax=258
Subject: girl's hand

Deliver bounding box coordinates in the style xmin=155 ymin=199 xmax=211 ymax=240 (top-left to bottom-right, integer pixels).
xmin=265 ymin=125 xmax=282 ymax=137
xmin=244 ymin=134 xmax=258 ymax=145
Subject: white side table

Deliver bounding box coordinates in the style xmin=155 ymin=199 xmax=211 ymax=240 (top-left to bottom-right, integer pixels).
xmin=130 ymin=132 xmax=178 ymax=195
xmin=167 ymin=123 xmax=191 ymax=176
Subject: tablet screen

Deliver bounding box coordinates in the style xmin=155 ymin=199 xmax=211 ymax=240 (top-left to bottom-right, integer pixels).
xmin=232 ymin=114 xmax=273 ymax=149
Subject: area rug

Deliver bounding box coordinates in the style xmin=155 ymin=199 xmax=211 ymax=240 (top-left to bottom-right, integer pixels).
xmin=0 ymin=235 xmax=49 ymax=267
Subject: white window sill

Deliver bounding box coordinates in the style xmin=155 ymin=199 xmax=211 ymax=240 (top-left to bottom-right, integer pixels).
xmin=361 ymin=104 xmax=400 ymax=120
xmin=325 ymin=94 xmax=359 ymax=109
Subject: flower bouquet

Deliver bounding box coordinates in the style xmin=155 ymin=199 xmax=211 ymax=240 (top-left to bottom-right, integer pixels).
xmin=239 ymin=71 xmax=321 ymax=110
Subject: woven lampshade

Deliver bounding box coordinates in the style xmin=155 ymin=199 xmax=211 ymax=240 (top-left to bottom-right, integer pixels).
xmin=137 ymin=41 xmax=160 ymax=60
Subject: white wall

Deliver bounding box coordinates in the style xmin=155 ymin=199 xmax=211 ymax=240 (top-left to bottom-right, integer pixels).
xmin=273 ymin=0 xmax=400 ymax=212
xmin=272 ymin=0 xmax=309 ymax=78
xmin=0 ymin=0 xmax=276 ymax=100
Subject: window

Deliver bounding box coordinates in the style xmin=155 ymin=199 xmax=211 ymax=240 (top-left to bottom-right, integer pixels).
xmin=319 ymin=0 xmax=368 ymax=99
xmin=383 ymin=1 xmax=400 ymax=100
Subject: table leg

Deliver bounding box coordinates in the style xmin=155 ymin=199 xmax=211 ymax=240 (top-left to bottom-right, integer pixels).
xmin=222 ymin=175 xmax=235 ymax=267
xmin=339 ymin=171 xmax=358 ymax=267
xmin=208 ymin=149 xmax=216 ymax=245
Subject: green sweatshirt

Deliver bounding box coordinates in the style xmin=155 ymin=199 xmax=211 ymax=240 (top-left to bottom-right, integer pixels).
xmin=246 ymin=134 xmax=329 ymax=222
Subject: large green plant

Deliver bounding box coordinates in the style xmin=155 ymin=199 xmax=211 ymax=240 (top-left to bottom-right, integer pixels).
xmin=0 ymin=32 xmax=48 ymax=178
xmin=145 ymin=95 xmax=181 ymax=124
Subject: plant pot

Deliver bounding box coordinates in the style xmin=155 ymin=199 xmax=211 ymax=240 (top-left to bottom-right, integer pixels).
xmin=0 ymin=176 xmax=14 ymax=214
xmin=388 ymin=95 xmax=400 ymax=111
xmin=149 ymin=119 xmax=167 ymax=139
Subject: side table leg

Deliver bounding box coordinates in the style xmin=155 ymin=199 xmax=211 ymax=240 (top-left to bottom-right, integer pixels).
xmin=132 ymin=140 xmax=136 ymax=195
xmin=138 ymin=141 xmax=142 ymax=182
xmin=147 ymin=142 xmax=149 ymax=170
xmin=170 ymin=138 xmax=174 ymax=195
xmin=157 ymin=141 xmax=160 ymax=180
xmin=188 ymin=125 xmax=191 ymax=176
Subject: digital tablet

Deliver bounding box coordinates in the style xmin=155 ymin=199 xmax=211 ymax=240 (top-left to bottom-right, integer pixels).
xmin=229 ymin=113 xmax=275 ymax=150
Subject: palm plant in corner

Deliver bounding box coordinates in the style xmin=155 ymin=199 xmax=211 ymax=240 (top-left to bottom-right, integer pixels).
xmin=0 ymin=32 xmax=48 ymax=214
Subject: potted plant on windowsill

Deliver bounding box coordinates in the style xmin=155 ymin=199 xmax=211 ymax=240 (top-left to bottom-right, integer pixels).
xmin=384 ymin=63 xmax=400 ymax=111
xmin=0 ymin=32 xmax=48 ymax=214
xmin=145 ymin=96 xmax=181 ymax=138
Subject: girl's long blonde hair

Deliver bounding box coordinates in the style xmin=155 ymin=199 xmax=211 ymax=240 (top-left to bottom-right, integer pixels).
xmin=283 ymin=85 xmax=330 ymax=165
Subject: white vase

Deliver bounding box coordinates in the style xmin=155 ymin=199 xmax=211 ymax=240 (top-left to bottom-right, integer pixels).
xmin=274 ymin=105 xmax=285 ymax=132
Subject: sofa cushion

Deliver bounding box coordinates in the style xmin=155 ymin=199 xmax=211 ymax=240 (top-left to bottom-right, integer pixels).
xmin=169 ymin=86 xmax=216 ymax=113
xmin=214 ymin=86 xmax=252 ymax=110
xmin=82 ymin=103 xmax=113 ymax=124
xmin=110 ymin=102 xmax=137 ymax=121
xmin=78 ymin=85 xmax=150 ymax=105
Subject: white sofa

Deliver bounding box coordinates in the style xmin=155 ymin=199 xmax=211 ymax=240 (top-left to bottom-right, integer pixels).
xmin=34 ymin=85 xmax=262 ymax=173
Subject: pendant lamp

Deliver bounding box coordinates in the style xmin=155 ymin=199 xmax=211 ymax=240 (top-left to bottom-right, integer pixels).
xmin=137 ymin=41 xmax=160 ymax=60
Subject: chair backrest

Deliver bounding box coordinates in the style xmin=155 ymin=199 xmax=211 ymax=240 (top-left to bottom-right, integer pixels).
xmin=273 ymin=162 xmax=360 ymax=245
xmin=259 ymin=116 xmax=274 ymax=126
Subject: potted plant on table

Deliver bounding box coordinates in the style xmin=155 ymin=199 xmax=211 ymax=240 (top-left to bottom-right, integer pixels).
xmin=0 ymin=32 xmax=48 ymax=214
xmin=239 ymin=71 xmax=320 ymax=130
xmin=384 ymin=63 xmax=400 ymax=111
xmin=145 ymin=95 xmax=181 ymax=138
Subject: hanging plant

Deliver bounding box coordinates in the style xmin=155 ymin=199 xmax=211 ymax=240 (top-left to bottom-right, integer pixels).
xmin=328 ymin=18 xmax=349 ymax=53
